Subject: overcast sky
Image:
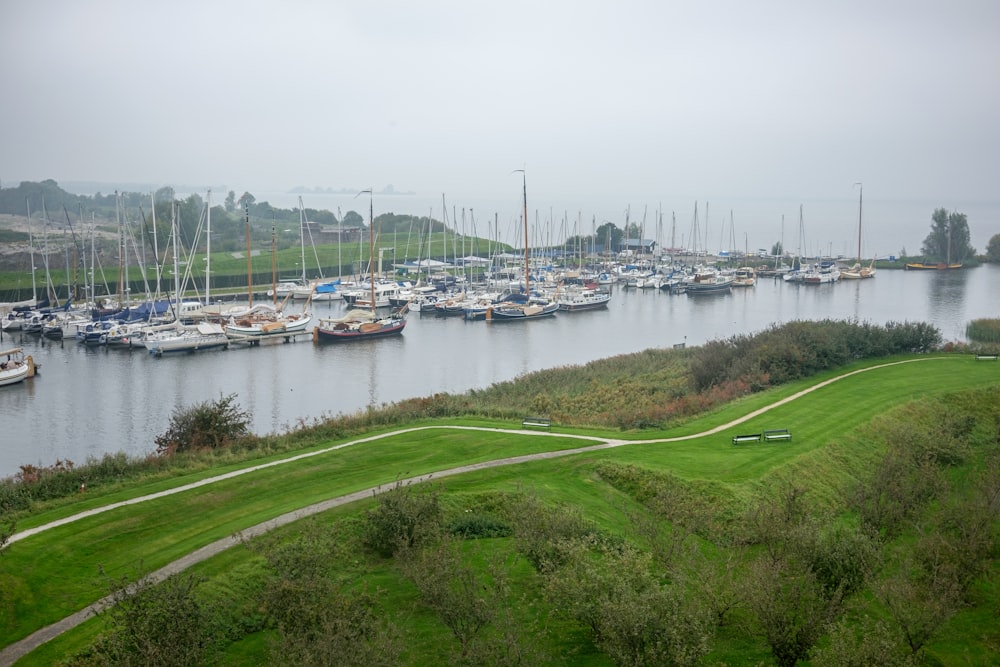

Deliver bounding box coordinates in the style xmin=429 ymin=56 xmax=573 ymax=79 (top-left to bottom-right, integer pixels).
xmin=2 ymin=1 xmax=998 ymax=252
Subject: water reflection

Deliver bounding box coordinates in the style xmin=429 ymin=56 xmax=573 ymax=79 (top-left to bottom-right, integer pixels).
xmin=926 ymin=270 xmax=969 ymax=340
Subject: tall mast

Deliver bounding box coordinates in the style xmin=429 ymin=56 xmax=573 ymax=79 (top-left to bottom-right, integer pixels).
xmin=854 ymin=182 xmax=863 ymax=263
xmin=298 ymin=196 xmax=307 ymax=284
xmin=26 ymin=198 xmax=36 ymax=303
xmin=151 ymin=192 xmax=161 ymax=298
xmin=171 ymin=201 xmax=180 ymax=307
xmin=116 ymin=192 xmax=124 ymax=306
xmin=271 ymin=216 xmax=277 ymax=307
xmin=519 ymin=169 xmax=528 ymax=294
xmin=205 ymin=189 xmax=212 ymax=304
xmin=244 ymin=204 xmax=253 ymax=308
xmin=369 ymin=189 xmax=375 ymax=310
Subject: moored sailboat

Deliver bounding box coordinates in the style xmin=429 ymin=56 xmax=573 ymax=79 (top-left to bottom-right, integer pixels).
xmin=486 ymin=170 xmax=558 ymax=321
xmin=841 ymin=183 xmax=877 ymax=280
xmin=0 ymin=347 xmax=39 ymax=386
xmin=224 ymin=212 xmax=312 ymax=340
xmin=314 ymin=189 xmax=407 ymax=342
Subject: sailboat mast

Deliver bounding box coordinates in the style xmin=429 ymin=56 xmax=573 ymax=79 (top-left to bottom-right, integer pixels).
xmin=151 ymin=192 xmax=162 ymax=299
xmin=171 ymin=202 xmax=180 ymax=309
xmin=271 ymin=218 xmax=277 ymax=307
xmin=26 ymin=198 xmax=37 ymax=303
xmin=245 ymin=205 xmax=253 ymax=308
xmin=368 ymin=189 xmax=375 ymax=310
xmin=116 ymin=192 xmax=124 ymax=306
xmin=298 ymin=196 xmax=307 ymax=284
xmin=855 ymin=182 xmax=863 ymax=263
xmin=521 ymin=170 xmax=529 ymax=294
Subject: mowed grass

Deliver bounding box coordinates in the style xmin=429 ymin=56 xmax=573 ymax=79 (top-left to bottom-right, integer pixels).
xmin=2 ymin=353 xmax=997 ymax=658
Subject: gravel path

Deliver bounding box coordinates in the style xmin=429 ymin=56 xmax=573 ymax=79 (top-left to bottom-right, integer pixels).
xmin=0 ymin=357 xmax=944 ymax=665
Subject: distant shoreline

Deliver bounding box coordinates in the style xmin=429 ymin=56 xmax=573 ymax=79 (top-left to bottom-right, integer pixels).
xmin=288 ymin=186 xmax=416 ymax=196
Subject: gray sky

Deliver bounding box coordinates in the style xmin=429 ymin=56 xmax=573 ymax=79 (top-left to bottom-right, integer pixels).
xmin=2 ymin=0 xmax=998 ymax=252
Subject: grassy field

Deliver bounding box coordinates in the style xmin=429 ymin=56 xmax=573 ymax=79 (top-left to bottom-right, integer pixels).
xmin=2 ymin=353 xmax=998 ymax=665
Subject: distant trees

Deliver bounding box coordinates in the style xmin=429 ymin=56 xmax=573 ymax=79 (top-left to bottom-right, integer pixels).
xmin=920 ymin=208 xmax=975 ymax=262
xmin=237 ymin=191 xmax=256 ymax=208
xmin=986 ymin=233 xmax=1000 ymax=263
xmin=342 ymin=210 xmax=364 ymax=227
xmin=154 ymin=186 xmax=175 ymax=203
xmin=0 ymin=179 xmax=86 ymax=215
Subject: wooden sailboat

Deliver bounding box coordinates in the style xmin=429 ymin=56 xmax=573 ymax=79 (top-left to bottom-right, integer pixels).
xmin=313 ymin=190 xmax=407 ymax=342
xmin=841 ymin=183 xmax=876 ymax=279
xmin=486 ymin=170 xmax=558 ymax=321
xmin=224 ymin=212 xmax=312 ymax=340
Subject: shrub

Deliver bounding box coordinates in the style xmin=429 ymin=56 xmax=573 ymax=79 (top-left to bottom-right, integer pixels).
xmin=154 ymin=393 xmax=252 ymax=455
xmin=448 ymin=512 xmax=512 ymax=539
xmin=966 ymin=318 xmax=1000 ymax=344
xmin=362 ymin=481 xmax=443 ymax=558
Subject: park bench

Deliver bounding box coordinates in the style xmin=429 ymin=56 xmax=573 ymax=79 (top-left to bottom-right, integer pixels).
xmin=974 ymin=354 xmax=998 ymax=361
xmin=731 ymin=433 xmax=761 ymax=445
xmin=522 ymin=417 xmax=552 ymax=430
xmin=764 ymin=428 xmax=793 ymax=442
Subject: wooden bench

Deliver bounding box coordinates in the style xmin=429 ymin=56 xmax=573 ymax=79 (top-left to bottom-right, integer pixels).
xmin=732 ymin=433 xmax=761 ymax=445
xmin=975 ymin=354 xmax=998 ymax=361
xmin=764 ymin=428 xmax=792 ymax=442
xmin=522 ymin=417 xmax=552 ymax=430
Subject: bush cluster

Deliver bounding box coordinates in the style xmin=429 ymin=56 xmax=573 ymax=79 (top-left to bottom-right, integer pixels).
xmin=0 ymin=453 xmax=167 ymax=515
xmin=688 ymin=319 xmax=941 ymax=392
xmin=154 ymin=393 xmax=253 ymax=455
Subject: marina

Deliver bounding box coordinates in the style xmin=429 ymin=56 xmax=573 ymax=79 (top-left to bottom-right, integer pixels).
xmin=1 ymin=263 xmax=998 ymax=478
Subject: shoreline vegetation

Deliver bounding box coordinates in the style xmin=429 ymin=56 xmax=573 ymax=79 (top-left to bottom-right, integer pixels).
xmin=2 ymin=319 xmax=999 ymax=665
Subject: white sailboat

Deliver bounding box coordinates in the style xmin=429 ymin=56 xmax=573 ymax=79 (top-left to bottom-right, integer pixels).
xmin=0 ymin=347 xmax=39 ymax=386
xmin=143 ymin=200 xmax=229 ymax=356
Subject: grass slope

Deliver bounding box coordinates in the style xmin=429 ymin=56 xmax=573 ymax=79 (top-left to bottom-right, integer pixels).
xmin=2 ymin=354 xmax=998 ymax=664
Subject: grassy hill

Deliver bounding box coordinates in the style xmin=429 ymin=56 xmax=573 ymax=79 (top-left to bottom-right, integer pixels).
xmin=1 ymin=325 xmax=998 ymax=665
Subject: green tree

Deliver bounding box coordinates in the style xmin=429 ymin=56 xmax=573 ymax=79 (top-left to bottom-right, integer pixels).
xmin=362 ymin=480 xmax=443 ymax=558
xmin=237 ymin=191 xmax=256 ymax=208
xmin=250 ymin=522 xmax=402 ymax=667
xmin=154 ymin=186 xmax=175 ymax=203
xmin=91 ymin=570 xmax=219 ymax=665
xmin=342 ymin=209 xmax=364 ymax=227
xmin=404 ymin=538 xmax=501 ymax=658
xmin=545 ymin=537 xmax=712 ymax=666
xmin=771 ymin=241 xmax=783 ymax=256
xmin=920 ymin=208 xmax=975 ymax=262
xmin=986 ymin=233 xmax=1000 ymax=262
xmin=595 ymin=221 xmax=623 ymax=252
xmin=224 ymin=190 xmax=236 ymax=212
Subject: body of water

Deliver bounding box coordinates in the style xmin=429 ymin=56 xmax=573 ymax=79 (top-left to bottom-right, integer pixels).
xmin=1 ymin=264 xmax=998 ymax=477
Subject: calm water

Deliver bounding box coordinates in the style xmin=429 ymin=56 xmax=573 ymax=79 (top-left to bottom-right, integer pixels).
xmin=2 ymin=264 xmax=998 ymax=477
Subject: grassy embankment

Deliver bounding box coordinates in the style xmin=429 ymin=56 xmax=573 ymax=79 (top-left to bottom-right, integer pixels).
xmin=3 ymin=351 xmax=998 ymax=665
xmin=0 ymin=230 xmax=492 ymax=302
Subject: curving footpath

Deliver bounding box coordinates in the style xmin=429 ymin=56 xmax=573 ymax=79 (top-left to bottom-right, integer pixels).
xmin=0 ymin=357 xmax=951 ymax=665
